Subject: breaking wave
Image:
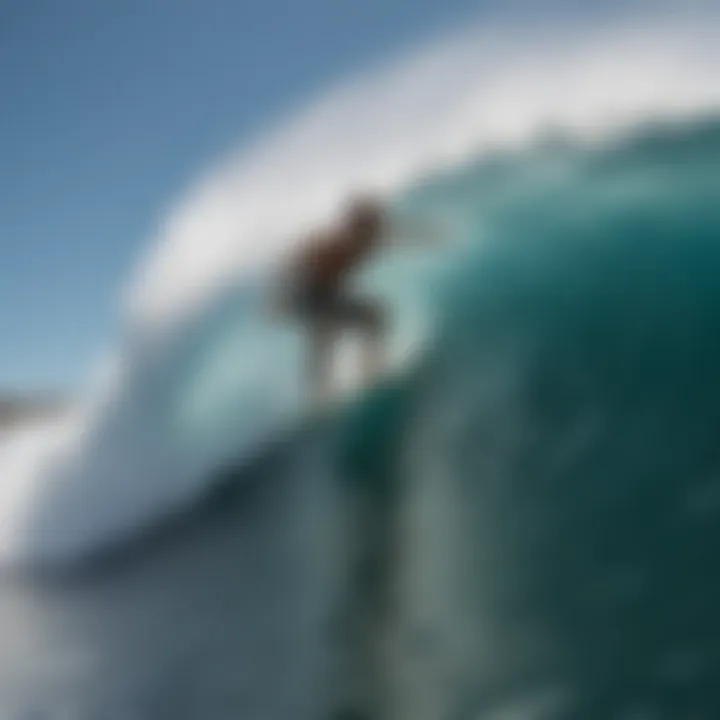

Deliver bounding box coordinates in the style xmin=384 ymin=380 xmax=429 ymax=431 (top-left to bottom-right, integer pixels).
xmin=0 ymin=10 xmax=718 ymax=567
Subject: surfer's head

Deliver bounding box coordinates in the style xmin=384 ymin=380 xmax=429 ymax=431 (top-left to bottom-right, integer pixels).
xmin=345 ymin=195 xmax=385 ymax=246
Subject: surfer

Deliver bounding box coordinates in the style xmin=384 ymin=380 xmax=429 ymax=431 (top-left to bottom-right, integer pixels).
xmin=275 ymin=195 xmax=439 ymax=405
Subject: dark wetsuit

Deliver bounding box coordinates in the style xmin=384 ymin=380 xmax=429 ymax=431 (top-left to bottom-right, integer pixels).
xmin=291 ymin=234 xmax=382 ymax=331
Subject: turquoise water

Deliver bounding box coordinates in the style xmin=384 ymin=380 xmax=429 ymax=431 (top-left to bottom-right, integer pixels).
xmin=2 ymin=115 xmax=719 ymax=719
xmin=330 ymin=114 xmax=720 ymax=718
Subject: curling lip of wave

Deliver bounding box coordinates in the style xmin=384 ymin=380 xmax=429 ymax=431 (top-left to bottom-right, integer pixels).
xmin=127 ymin=13 xmax=720 ymax=328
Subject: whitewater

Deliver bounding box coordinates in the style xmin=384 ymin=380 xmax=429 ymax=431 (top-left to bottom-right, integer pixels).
xmin=1 ymin=9 xmax=719 ymax=567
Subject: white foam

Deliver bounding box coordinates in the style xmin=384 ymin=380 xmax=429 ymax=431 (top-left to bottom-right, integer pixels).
xmin=128 ymin=12 xmax=720 ymax=327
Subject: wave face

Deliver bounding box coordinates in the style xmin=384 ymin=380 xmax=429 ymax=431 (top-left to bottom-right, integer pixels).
xmin=0 ymin=12 xmax=719 ymax=567
xmin=373 ymin=117 xmax=720 ymax=718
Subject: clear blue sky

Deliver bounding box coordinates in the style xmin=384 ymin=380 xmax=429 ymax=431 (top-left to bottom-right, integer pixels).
xmin=0 ymin=0 xmax=487 ymax=393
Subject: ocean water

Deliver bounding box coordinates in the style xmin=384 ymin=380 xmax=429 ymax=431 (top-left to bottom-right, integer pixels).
xmin=383 ymin=116 xmax=720 ymax=719
xmin=1 ymin=10 xmax=720 ymax=719
xmin=0 ymin=115 xmax=719 ymax=719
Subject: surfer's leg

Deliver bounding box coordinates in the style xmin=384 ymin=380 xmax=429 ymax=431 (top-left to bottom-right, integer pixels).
xmin=294 ymin=284 xmax=337 ymax=407
xmin=309 ymin=319 xmax=336 ymax=407
xmin=337 ymin=297 xmax=386 ymax=384
xmin=357 ymin=302 xmax=386 ymax=384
